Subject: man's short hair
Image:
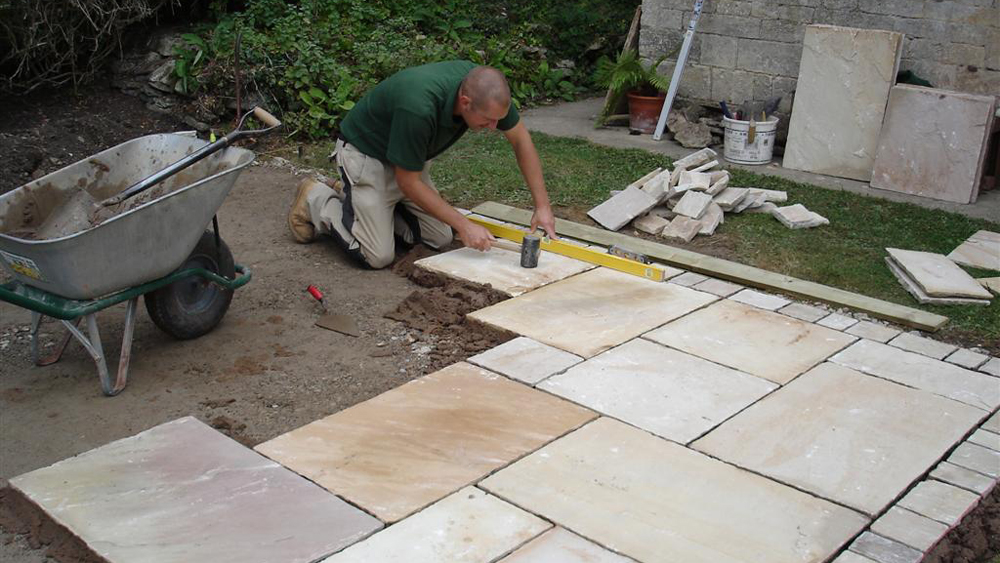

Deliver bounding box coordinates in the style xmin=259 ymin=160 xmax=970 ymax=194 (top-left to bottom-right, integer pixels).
xmin=461 ymin=66 xmax=511 ymax=112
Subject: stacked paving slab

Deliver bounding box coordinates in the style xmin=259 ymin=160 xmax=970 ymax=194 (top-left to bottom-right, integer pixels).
xmin=10 ymin=232 xmax=999 ymax=562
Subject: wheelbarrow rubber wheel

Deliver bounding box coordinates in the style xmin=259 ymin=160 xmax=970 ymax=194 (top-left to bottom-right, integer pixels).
xmin=145 ymin=230 xmax=235 ymax=340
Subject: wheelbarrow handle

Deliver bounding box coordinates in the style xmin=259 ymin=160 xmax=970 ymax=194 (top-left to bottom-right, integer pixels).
xmin=100 ymin=107 xmax=281 ymax=208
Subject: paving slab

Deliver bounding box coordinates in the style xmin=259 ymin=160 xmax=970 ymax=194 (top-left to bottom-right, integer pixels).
xmin=949 ymin=442 xmax=1000 ymax=478
xmin=831 ymin=339 xmax=1000 ymax=410
xmin=771 ymin=204 xmax=830 ymax=229
xmin=984 ymin=410 xmax=1000 ymax=433
xmin=678 ymin=170 xmax=711 ymax=191
xmin=872 ymin=86 xmax=996 ymax=205
xmin=980 ymin=358 xmax=1000 ymax=377
xmin=779 ymin=302 xmax=828 ymax=323
xmin=469 ymin=268 xmax=717 ymax=358
xmin=931 ymin=462 xmax=997 ymax=495
xmin=696 ymin=202 xmax=724 ymax=235
xmin=886 ymin=248 xmax=993 ymax=299
xmin=945 ymin=348 xmax=990 ymax=370
xmin=750 ymin=188 xmax=789 ymax=203
xmin=871 ymin=507 xmax=949 ymax=552
xmin=980 ymin=277 xmax=1000 ymax=295
xmin=784 ymin=25 xmax=903 ymax=181
xmin=948 ymin=230 xmax=1000 ymax=270
xmin=497 ymin=527 xmax=634 ymax=563
xmin=670 ymin=271 xmax=708 ymax=287
xmin=818 ymin=313 xmax=859 ymax=331
xmin=888 ymin=332 xmax=957 ymax=360
xmin=693 ymin=362 xmax=984 ymax=515
xmin=633 ymin=213 xmax=669 ymax=235
xmin=415 ymin=247 xmax=593 ymax=296
xmin=481 ymin=417 xmax=869 ymax=563
xmin=729 ymin=288 xmax=791 ymax=310
xmin=673 ymin=147 xmax=717 ymax=169
xmin=848 ymin=532 xmax=922 ymax=563
xmin=833 ymin=552 xmax=879 ymax=563
xmin=645 ymin=299 xmax=855 ymax=384
xmin=540 ymin=339 xmax=776 ymax=444
xmin=255 ymin=362 xmax=595 ymax=522
xmin=886 ymin=257 xmax=992 ymax=306
xmin=706 ymin=174 xmax=728 ymax=196
xmin=845 ymin=320 xmax=900 ymax=343
xmin=661 ymin=215 xmax=702 ymax=242
xmin=672 ymin=190 xmax=714 ymax=219
xmin=968 ymin=428 xmax=1000 ymax=451
xmin=692 ymin=277 xmax=743 ymax=297
xmin=896 ymin=480 xmax=980 ymax=526
xmin=588 ymin=186 xmax=659 ymax=231
xmin=713 ymin=187 xmax=749 ymax=211
xmin=467 ymin=337 xmax=583 ymax=385
xmin=322 ymin=487 xmax=550 ymax=562
xmin=9 ymin=417 xmax=383 ymax=563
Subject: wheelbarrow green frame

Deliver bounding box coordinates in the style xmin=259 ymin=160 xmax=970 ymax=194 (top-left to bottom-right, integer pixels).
xmin=0 ymin=265 xmax=251 ymax=396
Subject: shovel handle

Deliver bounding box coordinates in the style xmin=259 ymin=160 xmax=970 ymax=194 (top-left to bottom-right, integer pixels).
xmin=253 ymin=107 xmax=281 ymax=128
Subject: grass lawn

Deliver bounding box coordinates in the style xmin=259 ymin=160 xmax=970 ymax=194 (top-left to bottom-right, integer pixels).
xmin=289 ymin=131 xmax=999 ymax=352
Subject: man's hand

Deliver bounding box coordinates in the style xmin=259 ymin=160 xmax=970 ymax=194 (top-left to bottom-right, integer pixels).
xmin=458 ymin=220 xmax=496 ymax=251
xmin=531 ymin=205 xmax=558 ymax=239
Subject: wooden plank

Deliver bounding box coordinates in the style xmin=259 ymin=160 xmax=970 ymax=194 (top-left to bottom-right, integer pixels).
xmin=471 ymin=202 xmax=949 ymax=332
xmin=601 ymin=5 xmax=642 ymax=119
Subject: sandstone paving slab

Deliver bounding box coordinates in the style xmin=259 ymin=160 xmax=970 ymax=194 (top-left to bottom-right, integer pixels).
xmin=818 ymin=312 xmax=859 ymax=331
xmin=886 ymin=257 xmax=992 ymax=306
xmin=729 ymin=288 xmax=791 ymax=310
xmin=255 ymin=362 xmax=595 ymax=522
xmin=9 ymin=417 xmax=383 ymax=563
xmin=968 ymin=428 xmax=1000 ymax=451
xmin=980 ymin=277 xmax=1000 ymax=295
xmin=871 ymin=507 xmax=949 ymax=552
xmin=693 ymin=362 xmax=984 ymax=515
xmin=784 ymin=25 xmax=903 ymax=181
xmin=845 ymin=320 xmax=900 ymax=343
xmin=888 ymin=332 xmax=957 ymax=360
xmin=661 ymin=215 xmax=702 ymax=242
xmin=645 ymin=299 xmax=856 ymax=384
xmin=948 ymin=230 xmax=1000 ymax=271
xmin=672 ymin=190 xmax=714 ymax=219
xmin=481 ymin=417 xmax=869 ymax=563
xmin=322 ymin=487 xmax=550 ymax=562
xmin=540 ymin=339 xmax=776 ymax=444
xmin=415 ymin=246 xmax=593 ymax=297
xmin=670 ymin=271 xmax=708 ymax=287
xmin=848 ymin=532 xmax=921 ymax=563
xmin=779 ymin=302 xmax=828 ymax=323
xmin=830 ymin=339 xmax=1000 ymax=410
xmin=497 ymin=527 xmax=634 ymax=563
xmin=984 ymin=410 xmax=1000 ymax=433
xmin=833 ymin=552 xmax=878 ymax=563
xmin=931 ymin=462 xmax=997 ymax=495
xmin=896 ymin=480 xmax=980 ymax=526
xmin=588 ymin=186 xmax=658 ymax=231
xmin=469 ymin=268 xmax=717 ymax=358
xmin=771 ymin=204 xmax=829 ymax=229
xmin=886 ymin=248 xmax=993 ymax=299
xmin=467 ymin=337 xmax=583 ymax=385
xmin=692 ymin=277 xmax=743 ymax=297
xmin=981 ymin=358 xmax=1000 ymax=377
xmin=948 ymin=442 xmax=1000 ymax=478
xmin=945 ymin=348 xmax=989 ymax=370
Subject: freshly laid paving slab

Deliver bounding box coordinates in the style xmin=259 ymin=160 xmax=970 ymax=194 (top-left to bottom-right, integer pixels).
xmin=540 ymin=339 xmax=776 ymax=444
xmin=968 ymin=428 xmax=1000 ymax=450
xmin=469 ymin=268 xmax=717 ymax=358
xmin=833 ymin=552 xmax=879 ymax=563
xmin=255 ymin=362 xmax=595 ymax=522
xmin=693 ymin=362 xmax=984 ymax=515
xmin=888 ymin=332 xmax=957 ymax=360
xmin=467 ymin=337 xmax=583 ymax=385
xmin=948 ymin=230 xmax=1000 ymax=270
xmin=931 ymin=462 xmax=997 ymax=495
xmin=945 ymin=348 xmax=989 ymax=370
xmin=645 ymin=299 xmax=856 ymax=384
xmin=871 ymin=507 xmax=949 ymax=552
xmin=498 ymin=527 xmax=634 ymax=563
xmin=818 ymin=313 xmax=858 ymax=331
xmin=322 ymin=487 xmax=550 ymax=562
xmin=896 ymin=480 xmax=980 ymax=526
xmin=848 ymin=532 xmax=922 ymax=563
xmin=481 ymin=418 xmax=868 ymax=563
xmin=948 ymin=442 xmax=1000 ymax=478
xmin=779 ymin=302 xmax=828 ymax=323
xmin=729 ymin=288 xmax=791 ymax=310
xmin=831 ymin=340 xmax=1000 ymax=410
xmin=670 ymin=271 xmax=708 ymax=286
xmin=984 ymin=410 xmax=1000 ymax=433
xmin=692 ymin=277 xmax=743 ymax=297
xmin=10 ymin=417 xmax=382 ymax=563
xmin=886 ymin=248 xmax=993 ymax=300
xmin=981 ymin=358 xmax=1000 ymax=376
xmin=414 ymin=246 xmax=593 ymax=297
xmin=845 ymin=320 xmax=900 ymax=343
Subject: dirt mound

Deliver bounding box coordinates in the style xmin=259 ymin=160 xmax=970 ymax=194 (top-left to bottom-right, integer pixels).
xmin=0 ymin=484 xmax=103 ymax=563
xmin=924 ymin=484 xmax=1000 ymax=563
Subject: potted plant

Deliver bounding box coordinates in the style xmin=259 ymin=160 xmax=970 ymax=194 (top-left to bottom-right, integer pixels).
xmin=594 ymin=49 xmax=671 ymax=134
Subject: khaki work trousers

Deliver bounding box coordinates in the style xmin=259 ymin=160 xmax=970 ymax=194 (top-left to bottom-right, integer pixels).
xmin=307 ymin=140 xmax=453 ymax=268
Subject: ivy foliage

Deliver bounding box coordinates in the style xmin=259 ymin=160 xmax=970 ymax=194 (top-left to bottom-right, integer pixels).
xmin=178 ymin=0 xmax=639 ymax=137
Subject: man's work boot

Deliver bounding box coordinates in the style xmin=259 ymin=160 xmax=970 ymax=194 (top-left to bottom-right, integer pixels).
xmin=288 ymin=178 xmax=323 ymax=243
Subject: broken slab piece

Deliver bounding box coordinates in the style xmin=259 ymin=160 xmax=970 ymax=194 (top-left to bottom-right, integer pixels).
xmin=662 ymin=215 xmax=702 ymax=242
xmin=748 ymin=188 xmax=788 ymax=202
xmin=626 ymin=167 xmax=664 ymax=190
xmin=672 ymin=191 xmax=714 ymax=219
xmin=633 ymin=213 xmax=670 ymax=235
xmin=690 ymin=160 xmax=719 ymax=173
xmin=672 ymin=147 xmax=717 ymax=169
xmin=641 ymin=169 xmax=674 ymax=201
xmin=872 ymin=85 xmax=995 ymax=204
xmin=948 ymin=230 xmax=1000 ymax=271
xmin=772 ymin=204 xmax=829 ymax=229
xmin=885 ymin=258 xmax=992 ymax=306
xmin=714 ymin=187 xmax=749 ymax=211
xmin=587 ymin=186 xmax=658 ymax=231
xmin=706 ymin=175 xmax=729 ymax=196
xmin=886 ymin=248 xmax=993 ymax=299
xmin=697 ymin=203 xmax=724 ymax=235
xmin=732 ymin=192 xmax=767 ymax=213
xmin=678 ymin=170 xmax=712 ymax=191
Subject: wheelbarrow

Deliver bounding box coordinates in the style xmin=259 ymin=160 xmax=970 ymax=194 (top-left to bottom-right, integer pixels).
xmin=0 ymin=108 xmax=280 ymax=396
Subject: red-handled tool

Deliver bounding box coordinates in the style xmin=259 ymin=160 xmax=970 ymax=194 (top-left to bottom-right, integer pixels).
xmin=306 ymin=284 xmax=329 ymax=312
xmin=306 ymin=285 xmax=360 ymax=337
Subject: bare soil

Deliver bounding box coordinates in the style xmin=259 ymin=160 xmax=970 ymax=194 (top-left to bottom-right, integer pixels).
xmin=0 ymin=84 xmax=996 ymax=563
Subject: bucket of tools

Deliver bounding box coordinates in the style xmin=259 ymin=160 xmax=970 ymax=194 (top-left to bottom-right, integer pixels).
xmin=723 ymin=116 xmax=779 ymax=165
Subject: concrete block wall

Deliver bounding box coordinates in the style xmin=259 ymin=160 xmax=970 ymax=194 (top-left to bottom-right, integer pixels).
xmin=641 ymin=0 xmax=1000 ymax=111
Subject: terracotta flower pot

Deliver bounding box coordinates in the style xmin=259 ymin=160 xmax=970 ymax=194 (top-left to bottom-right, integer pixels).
xmin=627 ymin=91 xmax=666 ymax=134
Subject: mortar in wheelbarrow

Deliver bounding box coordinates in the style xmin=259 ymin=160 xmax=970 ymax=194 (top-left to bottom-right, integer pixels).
xmin=0 ymin=134 xmax=254 ymax=300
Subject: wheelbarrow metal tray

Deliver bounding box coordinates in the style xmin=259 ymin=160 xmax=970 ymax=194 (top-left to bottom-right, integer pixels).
xmin=0 ymin=134 xmax=254 ymax=300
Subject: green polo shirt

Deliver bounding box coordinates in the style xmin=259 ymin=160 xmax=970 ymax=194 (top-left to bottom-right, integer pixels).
xmin=339 ymin=60 xmax=520 ymax=172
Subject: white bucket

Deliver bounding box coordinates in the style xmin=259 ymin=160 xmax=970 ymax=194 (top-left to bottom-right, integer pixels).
xmin=723 ymin=116 xmax=779 ymax=165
